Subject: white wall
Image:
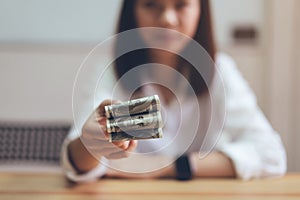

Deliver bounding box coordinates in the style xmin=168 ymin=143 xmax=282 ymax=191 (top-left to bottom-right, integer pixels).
xmin=212 ymin=0 xmax=264 ymax=46
xmin=0 ymin=0 xmax=121 ymax=42
xmin=0 ymin=0 xmax=263 ymax=46
xmin=0 ymin=44 xmax=92 ymax=122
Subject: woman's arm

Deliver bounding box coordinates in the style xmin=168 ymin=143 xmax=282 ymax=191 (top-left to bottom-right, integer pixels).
xmin=68 ymin=138 xmax=100 ymax=174
xmin=214 ymin=53 xmax=286 ymax=180
xmin=61 ymin=99 xmax=137 ymax=182
xmin=68 ymin=137 xmax=137 ymax=174
xmin=190 ymin=151 xmax=236 ymax=178
xmin=105 ymin=151 xmax=236 ymax=179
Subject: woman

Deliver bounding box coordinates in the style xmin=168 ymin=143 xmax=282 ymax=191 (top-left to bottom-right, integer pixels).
xmin=61 ymin=0 xmax=286 ymax=182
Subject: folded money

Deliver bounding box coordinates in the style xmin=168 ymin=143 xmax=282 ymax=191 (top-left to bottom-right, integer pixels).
xmin=108 ymin=128 xmax=163 ymax=142
xmin=105 ymin=95 xmax=160 ymax=119
xmin=106 ymin=112 xmax=162 ymax=133
xmin=104 ymin=95 xmax=163 ymax=142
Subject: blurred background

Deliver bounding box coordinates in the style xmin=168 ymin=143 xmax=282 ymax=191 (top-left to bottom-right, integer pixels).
xmin=0 ymin=0 xmax=299 ymax=172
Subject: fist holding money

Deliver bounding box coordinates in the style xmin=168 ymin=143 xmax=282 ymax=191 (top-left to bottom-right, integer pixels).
xmin=80 ymin=95 xmax=163 ymax=161
xmin=80 ymin=99 xmax=137 ymax=160
xmin=68 ymin=95 xmax=163 ymax=175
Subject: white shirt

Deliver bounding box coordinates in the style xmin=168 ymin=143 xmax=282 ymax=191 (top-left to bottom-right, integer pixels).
xmin=61 ymin=53 xmax=287 ymax=181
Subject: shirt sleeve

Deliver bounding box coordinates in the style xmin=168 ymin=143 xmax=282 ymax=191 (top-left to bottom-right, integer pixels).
xmin=215 ymin=53 xmax=287 ymax=180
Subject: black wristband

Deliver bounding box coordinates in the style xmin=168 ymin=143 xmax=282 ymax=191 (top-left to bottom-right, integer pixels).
xmin=175 ymin=154 xmax=192 ymax=181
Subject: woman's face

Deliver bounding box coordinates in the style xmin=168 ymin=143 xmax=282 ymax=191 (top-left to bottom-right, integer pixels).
xmin=134 ymin=0 xmax=201 ymax=51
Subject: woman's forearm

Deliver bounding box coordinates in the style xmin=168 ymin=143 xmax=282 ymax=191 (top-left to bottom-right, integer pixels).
xmin=190 ymin=151 xmax=236 ymax=178
xmin=105 ymin=151 xmax=236 ymax=179
xmin=68 ymin=138 xmax=100 ymax=174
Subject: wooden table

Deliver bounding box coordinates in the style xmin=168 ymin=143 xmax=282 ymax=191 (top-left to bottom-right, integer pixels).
xmin=0 ymin=173 xmax=299 ymax=200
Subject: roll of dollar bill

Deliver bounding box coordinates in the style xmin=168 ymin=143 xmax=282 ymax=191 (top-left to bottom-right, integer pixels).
xmin=105 ymin=95 xmax=163 ymax=142
xmin=105 ymin=95 xmax=160 ymax=119
xmin=106 ymin=111 xmax=162 ymax=133
xmin=109 ymin=128 xmax=163 ymax=142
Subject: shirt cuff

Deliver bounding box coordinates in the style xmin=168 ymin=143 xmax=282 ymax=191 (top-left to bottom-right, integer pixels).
xmin=217 ymin=142 xmax=262 ymax=180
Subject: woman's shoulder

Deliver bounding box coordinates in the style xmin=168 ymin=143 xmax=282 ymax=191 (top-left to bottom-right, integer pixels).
xmin=215 ymin=52 xmax=239 ymax=75
xmin=214 ymin=52 xmax=249 ymax=88
xmin=213 ymin=52 xmax=257 ymax=104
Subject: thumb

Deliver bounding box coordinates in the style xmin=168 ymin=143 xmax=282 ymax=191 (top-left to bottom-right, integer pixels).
xmin=97 ymin=99 xmax=122 ymax=117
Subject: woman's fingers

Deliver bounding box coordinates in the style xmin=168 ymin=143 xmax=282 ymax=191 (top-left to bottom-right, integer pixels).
xmin=126 ymin=140 xmax=138 ymax=152
xmin=96 ymin=99 xmax=122 ymax=117
xmin=82 ymin=99 xmax=138 ymax=160
xmin=97 ymin=99 xmax=113 ymax=116
xmin=84 ymin=138 xmax=115 ymax=148
xmin=106 ymin=151 xmax=129 ymax=159
xmin=95 ymin=116 xmax=106 ymax=126
xmin=82 ymin=124 xmax=107 ymax=141
xmin=112 ymin=140 xmax=130 ymax=149
xmin=106 ymin=140 xmax=137 ymax=159
xmin=87 ymin=140 xmax=137 ymax=160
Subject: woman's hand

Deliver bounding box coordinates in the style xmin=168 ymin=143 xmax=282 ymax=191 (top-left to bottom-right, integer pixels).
xmin=81 ymin=99 xmax=138 ymax=159
xmin=68 ymin=99 xmax=138 ymax=173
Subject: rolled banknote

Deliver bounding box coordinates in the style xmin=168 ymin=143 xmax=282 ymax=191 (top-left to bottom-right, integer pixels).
xmin=109 ymin=128 xmax=163 ymax=142
xmin=106 ymin=111 xmax=162 ymax=133
xmin=105 ymin=95 xmax=160 ymax=119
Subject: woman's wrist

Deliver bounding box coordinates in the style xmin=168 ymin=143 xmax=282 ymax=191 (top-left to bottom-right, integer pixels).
xmin=68 ymin=138 xmax=99 ymax=174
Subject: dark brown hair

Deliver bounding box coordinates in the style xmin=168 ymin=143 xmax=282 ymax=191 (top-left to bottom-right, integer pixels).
xmin=113 ymin=0 xmax=216 ymax=96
